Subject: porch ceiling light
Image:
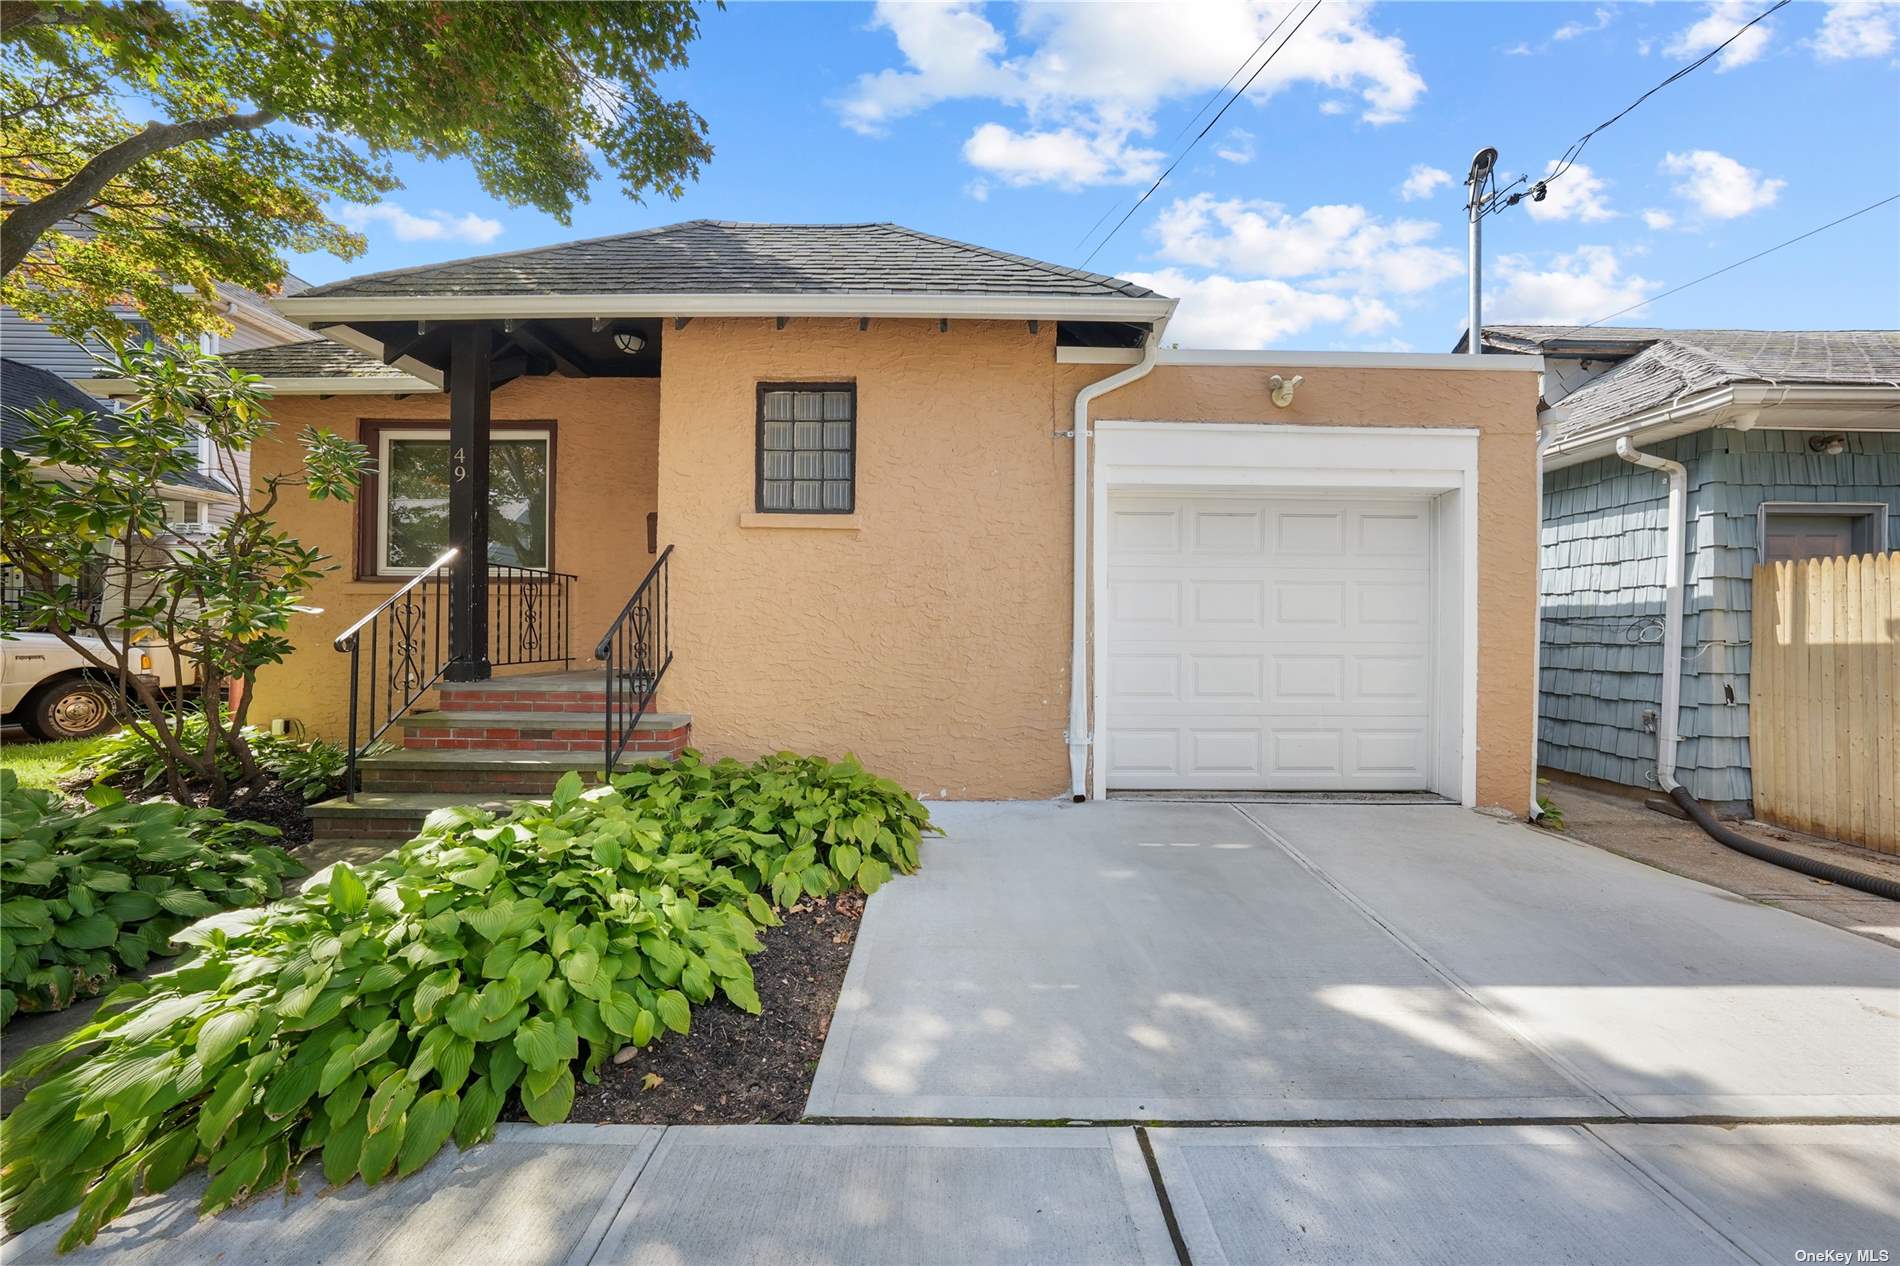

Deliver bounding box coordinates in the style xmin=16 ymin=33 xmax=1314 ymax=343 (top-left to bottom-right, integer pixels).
xmin=613 ymin=331 xmax=647 ymax=355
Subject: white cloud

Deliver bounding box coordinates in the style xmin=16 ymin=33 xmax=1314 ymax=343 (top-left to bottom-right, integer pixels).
xmin=1662 ymin=149 xmax=1786 ymax=219
xmin=339 ymin=204 xmax=503 ymax=245
xmin=1554 ymin=7 xmax=1614 ymax=41
xmin=1216 ymin=128 xmax=1256 ymax=165
xmin=1491 ymin=245 xmax=1658 ymax=324
xmin=1812 ymin=1 xmax=1897 ymax=59
xmin=1153 ymin=193 xmax=1463 ymax=296
xmin=1642 ymin=208 xmax=1676 ymax=230
xmin=1524 ymin=161 xmax=1616 ymax=223
xmin=1666 ymin=1 xmax=1775 ymax=70
xmin=966 ymin=180 xmax=990 ymax=203
xmin=962 ymin=122 xmax=1162 ymax=187
xmin=1125 ymin=269 xmax=1397 ymax=347
xmin=1399 ymin=164 xmax=1452 ymax=202
xmin=840 ymin=1 xmax=1427 ymax=188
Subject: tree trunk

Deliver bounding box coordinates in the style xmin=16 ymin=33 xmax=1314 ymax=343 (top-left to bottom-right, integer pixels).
xmin=1 ymin=108 xmax=277 ymax=276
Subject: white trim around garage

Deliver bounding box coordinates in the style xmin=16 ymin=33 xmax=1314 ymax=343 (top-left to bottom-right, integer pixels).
xmin=1059 ymin=346 xmax=1547 ymax=372
xmin=1089 ymin=421 xmax=1481 ymax=806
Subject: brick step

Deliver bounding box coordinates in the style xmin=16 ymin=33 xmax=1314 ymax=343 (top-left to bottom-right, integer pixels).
xmin=307 ymin=792 xmax=519 ymax=844
xmin=356 ymin=747 xmax=686 ymax=797
xmin=398 ymin=710 xmax=690 ymax=753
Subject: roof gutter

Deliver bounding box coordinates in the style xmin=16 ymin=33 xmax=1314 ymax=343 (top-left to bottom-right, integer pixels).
xmin=276 ymin=292 xmax=1178 ymax=327
xmin=1544 ymin=382 xmax=1900 ymax=469
xmin=1066 ymin=307 xmax=1173 ymax=801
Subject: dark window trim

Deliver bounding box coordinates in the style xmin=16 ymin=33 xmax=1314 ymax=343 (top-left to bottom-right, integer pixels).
xmin=754 ymin=381 xmax=857 ymax=514
xmin=353 ymin=418 xmax=559 ymax=581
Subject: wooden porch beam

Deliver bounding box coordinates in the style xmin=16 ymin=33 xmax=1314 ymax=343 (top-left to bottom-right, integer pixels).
xmin=445 ymin=325 xmax=492 ymax=682
xmin=505 ymin=321 xmax=597 ymax=377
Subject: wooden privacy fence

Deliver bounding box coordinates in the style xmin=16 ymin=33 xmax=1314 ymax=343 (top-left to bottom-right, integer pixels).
xmin=1751 ymin=551 xmax=1899 ymax=853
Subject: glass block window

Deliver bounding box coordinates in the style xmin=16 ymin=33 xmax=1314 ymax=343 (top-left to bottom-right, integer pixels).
xmin=759 ymin=385 xmax=854 ymax=513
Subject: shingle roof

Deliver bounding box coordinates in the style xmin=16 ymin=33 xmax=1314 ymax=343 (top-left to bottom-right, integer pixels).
xmin=220 ymin=338 xmax=414 ymax=380
xmin=1480 ymin=326 xmax=1900 ymax=439
xmin=297 ymin=220 xmax=1162 ymax=301
xmin=3 ymin=357 xmax=232 ymax=494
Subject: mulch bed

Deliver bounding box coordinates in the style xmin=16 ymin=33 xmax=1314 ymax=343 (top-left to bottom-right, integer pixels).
xmin=71 ymin=770 xmax=323 ymax=849
xmin=528 ymin=891 xmax=864 ymax=1126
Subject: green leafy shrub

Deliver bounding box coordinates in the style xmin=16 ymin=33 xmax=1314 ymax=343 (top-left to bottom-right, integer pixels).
xmin=0 ymin=751 xmax=931 ymax=1250
xmin=0 ymin=771 xmax=304 ymax=1025
xmin=91 ymin=714 xmax=350 ymax=803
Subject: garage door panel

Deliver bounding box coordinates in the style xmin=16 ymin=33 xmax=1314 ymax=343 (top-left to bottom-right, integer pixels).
xmin=1108 ymin=506 xmax=1181 ymax=554
xmin=1106 ymin=492 xmax=1434 ymax=791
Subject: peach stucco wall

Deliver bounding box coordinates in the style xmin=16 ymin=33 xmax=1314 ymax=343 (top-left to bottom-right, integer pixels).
xmin=246 ymin=325 xmax=1539 ymax=812
xmin=246 ymin=378 xmax=658 ymax=740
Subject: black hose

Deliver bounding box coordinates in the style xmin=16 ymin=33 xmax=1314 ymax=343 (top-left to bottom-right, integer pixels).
xmin=1666 ymin=784 xmax=1900 ymax=902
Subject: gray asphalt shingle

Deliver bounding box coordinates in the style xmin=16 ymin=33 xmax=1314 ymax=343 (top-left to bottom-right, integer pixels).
xmin=1481 ymin=326 xmax=1900 ymax=440
xmin=219 ymin=338 xmax=415 ymax=380
xmin=297 ymin=220 xmax=1162 ymax=301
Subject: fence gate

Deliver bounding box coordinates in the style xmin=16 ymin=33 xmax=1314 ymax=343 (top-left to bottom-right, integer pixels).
xmin=1751 ymin=551 xmax=1899 ymax=853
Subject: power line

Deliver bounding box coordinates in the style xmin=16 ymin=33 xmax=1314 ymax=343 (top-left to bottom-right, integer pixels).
xmin=1081 ymin=0 xmax=1321 ymax=266
xmin=1489 ymin=0 xmax=1789 ymax=217
xmin=1583 ymin=191 xmax=1900 ymax=326
xmin=1074 ymin=31 xmax=1281 ymax=252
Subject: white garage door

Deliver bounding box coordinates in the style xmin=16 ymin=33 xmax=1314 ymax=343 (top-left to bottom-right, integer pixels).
xmin=1103 ymin=493 xmax=1434 ymax=791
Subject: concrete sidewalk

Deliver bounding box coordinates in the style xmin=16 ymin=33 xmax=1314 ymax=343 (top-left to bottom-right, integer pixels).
xmin=8 ymin=1122 xmax=1894 ymax=1265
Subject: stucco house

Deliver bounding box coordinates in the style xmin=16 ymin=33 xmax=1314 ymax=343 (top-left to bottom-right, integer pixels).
xmin=117 ymin=221 xmax=1546 ymax=834
xmin=1477 ymin=325 xmax=1900 ymax=813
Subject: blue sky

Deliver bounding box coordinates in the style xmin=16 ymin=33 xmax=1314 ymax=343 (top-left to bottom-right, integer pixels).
xmin=294 ymin=1 xmax=1900 ymax=351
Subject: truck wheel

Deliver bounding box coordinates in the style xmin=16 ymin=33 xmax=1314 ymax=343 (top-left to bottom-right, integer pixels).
xmin=25 ymin=678 xmax=118 ymax=741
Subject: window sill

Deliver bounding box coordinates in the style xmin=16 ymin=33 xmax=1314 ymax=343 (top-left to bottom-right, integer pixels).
xmin=737 ymin=512 xmax=862 ymax=531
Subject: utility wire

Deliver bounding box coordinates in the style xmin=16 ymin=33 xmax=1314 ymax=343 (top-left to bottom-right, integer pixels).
xmin=1073 ymin=31 xmax=1280 ymax=254
xmin=1082 ymin=0 xmax=1321 ymax=266
xmin=1583 ymin=191 xmax=1900 ymax=326
xmin=1488 ymin=0 xmax=1790 ymax=217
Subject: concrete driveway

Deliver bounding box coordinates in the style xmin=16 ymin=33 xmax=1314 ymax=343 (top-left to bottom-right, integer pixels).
xmin=807 ymin=800 xmax=1900 ymax=1122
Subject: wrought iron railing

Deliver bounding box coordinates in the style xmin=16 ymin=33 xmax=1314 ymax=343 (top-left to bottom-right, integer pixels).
xmin=594 ymin=544 xmax=672 ymax=777
xmin=335 ymin=549 xmax=455 ymax=800
xmin=333 ymin=551 xmax=576 ymax=798
xmin=488 ymin=563 xmax=575 ymax=670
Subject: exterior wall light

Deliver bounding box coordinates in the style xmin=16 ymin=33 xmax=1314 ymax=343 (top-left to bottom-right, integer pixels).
xmin=1269 ymin=373 xmax=1304 ymax=408
xmin=613 ymin=332 xmax=647 ymax=355
xmin=1808 ymin=433 xmax=1846 ymax=455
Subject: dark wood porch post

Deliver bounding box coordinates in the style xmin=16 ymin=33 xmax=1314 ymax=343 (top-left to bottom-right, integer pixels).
xmin=445 ymin=324 xmax=492 ymax=681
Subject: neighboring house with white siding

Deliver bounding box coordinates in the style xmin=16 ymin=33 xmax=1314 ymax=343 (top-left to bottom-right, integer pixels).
xmin=2 ymin=278 xmax=310 ymax=529
xmin=1473 ymin=325 xmax=1900 ymax=813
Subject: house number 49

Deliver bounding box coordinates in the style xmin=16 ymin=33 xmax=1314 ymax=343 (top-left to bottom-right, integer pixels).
xmin=453 ymin=446 xmax=467 ymax=482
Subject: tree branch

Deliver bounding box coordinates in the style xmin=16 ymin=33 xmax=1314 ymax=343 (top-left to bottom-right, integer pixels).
xmin=1 ymin=108 xmax=277 ymax=276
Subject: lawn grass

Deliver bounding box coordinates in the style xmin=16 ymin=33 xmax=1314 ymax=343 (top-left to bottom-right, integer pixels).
xmin=0 ymin=733 xmax=104 ymax=791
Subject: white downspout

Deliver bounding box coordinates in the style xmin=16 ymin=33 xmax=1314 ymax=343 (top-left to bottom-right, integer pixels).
xmin=1068 ymin=330 xmax=1162 ymax=800
xmin=1615 ymin=437 xmax=1687 ymax=793
xmin=1528 ymin=422 xmax=1551 ymax=819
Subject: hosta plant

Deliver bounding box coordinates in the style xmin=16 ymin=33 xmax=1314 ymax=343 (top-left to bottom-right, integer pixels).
xmin=0 ymin=752 xmax=931 ymax=1251
xmin=0 ymin=771 xmax=304 ymax=1025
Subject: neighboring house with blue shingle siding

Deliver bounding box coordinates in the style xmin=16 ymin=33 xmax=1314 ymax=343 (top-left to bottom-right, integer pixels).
xmin=1476 ymin=326 xmax=1900 ymax=814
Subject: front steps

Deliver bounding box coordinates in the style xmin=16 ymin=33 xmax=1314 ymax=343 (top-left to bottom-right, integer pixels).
xmin=309 ymin=670 xmax=689 ymax=846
